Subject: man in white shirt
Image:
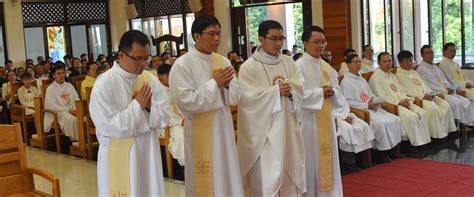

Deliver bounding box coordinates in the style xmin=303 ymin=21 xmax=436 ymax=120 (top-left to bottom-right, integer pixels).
xmin=361 ymin=45 xmax=377 ymax=73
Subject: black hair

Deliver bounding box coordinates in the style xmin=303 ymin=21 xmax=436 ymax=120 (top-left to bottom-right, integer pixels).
xmin=80 ymin=53 xmax=87 ymax=59
xmin=420 ymin=45 xmax=432 ymax=55
xmin=345 ymin=54 xmax=360 ymax=64
xmin=22 ymin=72 xmax=33 ymax=80
xmin=282 ymin=49 xmax=291 ymax=55
xmin=301 ymin=26 xmax=325 ymax=42
xmin=293 ymin=53 xmax=303 ymax=61
xmin=51 ymin=64 xmax=66 ymax=75
xmin=5 ymin=60 xmax=12 ymax=65
xmin=397 ymin=50 xmax=413 ymax=62
xmin=86 ymin=62 xmax=98 ymax=73
xmin=63 ymin=55 xmax=72 ymax=61
xmin=363 ymin=45 xmax=372 ymax=52
xmin=377 ymin=52 xmax=392 ymax=62
xmin=258 ymin=20 xmax=283 ymax=37
xmin=251 ymin=46 xmax=258 ymax=54
xmin=343 ymin=48 xmax=356 ymax=57
xmin=157 ymin=63 xmax=172 ymax=75
xmin=118 ymin=30 xmax=150 ymax=53
xmin=191 ymin=15 xmax=221 ymax=40
xmin=227 ymin=51 xmax=237 ymax=59
xmin=443 ymin=42 xmax=456 ymax=51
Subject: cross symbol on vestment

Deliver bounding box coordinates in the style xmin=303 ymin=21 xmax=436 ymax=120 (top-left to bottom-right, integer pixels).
xmin=320 ymin=143 xmax=331 ymax=156
xmin=60 ymin=92 xmax=70 ymax=101
xmin=194 ymin=159 xmax=211 ymax=175
xmin=112 ymin=191 xmax=128 ymax=197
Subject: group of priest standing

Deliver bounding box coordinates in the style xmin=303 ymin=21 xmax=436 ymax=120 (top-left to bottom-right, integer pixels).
xmin=89 ymin=14 xmax=474 ymax=197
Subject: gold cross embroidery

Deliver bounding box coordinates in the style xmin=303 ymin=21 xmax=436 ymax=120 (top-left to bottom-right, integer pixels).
xmin=194 ymin=159 xmax=211 ymax=175
xmin=112 ymin=191 xmax=128 ymax=197
xmin=320 ymin=143 xmax=331 ymax=156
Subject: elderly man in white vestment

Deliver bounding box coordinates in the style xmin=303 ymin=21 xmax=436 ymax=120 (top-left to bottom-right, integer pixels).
xmin=369 ymin=52 xmax=431 ymax=147
xmin=360 ymin=45 xmax=377 ymax=73
xmin=295 ymin=26 xmax=343 ymax=197
xmin=438 ymin=42 xmax=474 ymax=100
xmin=44 ymin=64 xmax=79 ymax=140
xmin=417 ymin=45 xmax=474 ymax=126
xmin=395 ymin=50 xmax=457 ymax=139
xmin=340 ymin=54 xmax=404 ymax=163
xmin=89 ymin=30 xmax=170 ymax=197
xmin=238 ymin=20 xmax=305 ymax=196
xmin=169 ymin=15 xmax=244 ymax=196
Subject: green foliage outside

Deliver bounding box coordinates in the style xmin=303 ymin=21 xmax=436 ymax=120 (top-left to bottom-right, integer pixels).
xmin=247 ymin=3 xmax=304 ymax=52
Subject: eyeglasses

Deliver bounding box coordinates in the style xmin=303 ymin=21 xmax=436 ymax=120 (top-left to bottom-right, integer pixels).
xmin=264 ymin=36 xmax=287 ymax=42
xmin=121 ymin=50 xmax=151 ymax=63
xmin=309 ymin=40 xmax=327 ymax=46
xmin=202 ymin=31 xmax=223 ymax=37
xmin=351 ymin=60 xmax=362 ymax=64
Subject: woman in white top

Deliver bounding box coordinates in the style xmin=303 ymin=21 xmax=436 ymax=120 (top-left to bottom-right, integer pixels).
xmin=2 ymin=70 xmax=16 ymax=107
xmin=18 ymin=73 xmax=40 ymax=115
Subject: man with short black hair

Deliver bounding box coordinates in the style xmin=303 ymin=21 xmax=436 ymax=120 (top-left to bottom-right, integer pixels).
xmin=395 ymin=50 xmax=457 ymax=139
xmin=338 ymin=48 xmax=356 ymax=76
xmin=90 ymin=30 xmax=170 ymax=196
xmin=417 ymin=45 xmax=474 ymax=126
xmin=296 ymin=25 xmax=343 ymax=196
xmin=169 ymin=15 xmax=243 ymax=196
xmin=238 ymin=20 xmax=305 ymax=196
xmin=361 ymin=45 xmax=377 ymax=73
xmin=44 ymin=64 xmax=79 ymax=141
xmin=439 ymin=42 xmax=474 ymax=100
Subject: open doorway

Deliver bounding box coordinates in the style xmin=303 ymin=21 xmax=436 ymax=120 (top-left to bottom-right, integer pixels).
xmin=230 ymin=0 xmax=311 ymax=60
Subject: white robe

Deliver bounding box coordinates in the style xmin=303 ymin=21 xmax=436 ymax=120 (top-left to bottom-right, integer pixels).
xmin=361 ymin=58 xmax=377 ymax=74
xmin=369 ymin=69 xmax=431 ymax=146
xmin=338 ymin=62 xmax=349 ymax=76
xmin=89 ymin=62 xmax=170 ymax=197
xmin=417 ymin=61 xmax=474 ymax=125
xmin=18 ymin=86 xmax=40 ymax=115
xmin=333 ymin=91 xmax=374 ymax=153
xmin=169 ymin=48 xmax=244 ymax=196
xmin=163 ymin=86 xmax=185 ymax=166
xmin=295 ymin=52 xmax=343 ymax=197
xmin=44 ymin=81 xmax=79 ymax=140
xmin=340 ymin=72 xmax=404 ymax=151
xmin=395 ymin=68 xmax=457 ymax=138
xmin=438 ymin=57 xmax=474 ymax=100
xmin=238 ymin=48 xmax=305 ymax=196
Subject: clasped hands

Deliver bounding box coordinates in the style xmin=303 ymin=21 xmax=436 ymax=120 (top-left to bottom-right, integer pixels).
xmin=135 ymin=83 xmax=152 ymax=111
xmin=213 ymin=67 xmax=234 ymax=88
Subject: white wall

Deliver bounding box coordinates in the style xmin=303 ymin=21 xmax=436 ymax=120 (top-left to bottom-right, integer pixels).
xmin=4 ymin=0 xmax=26 ymax=67
xmin=214 ymin=0 xmax=232 ymax=56
xmin=109 ymin=0 xmax=129 ymax=52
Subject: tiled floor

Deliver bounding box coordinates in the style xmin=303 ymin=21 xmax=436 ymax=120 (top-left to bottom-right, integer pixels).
xmin=25 ymin=131 xmax=474 ymax=196
xmin=26 ymin=147 xmax=185 ymax=197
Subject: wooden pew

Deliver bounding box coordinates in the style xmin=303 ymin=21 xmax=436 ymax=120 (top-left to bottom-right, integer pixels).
xmin=69 ymin=99 xmax=87 ymax=158
xmin=159 ymin=127 xmax=173 ymax=179
xmin=0 ymin=123 xmax=60 ymax=197
xmin=9 ymin=81 xmax=37 ymax=144
xmin=85 ymin=87 xmax=99 ymax=160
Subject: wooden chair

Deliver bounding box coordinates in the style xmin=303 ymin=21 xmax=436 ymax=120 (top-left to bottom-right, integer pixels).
xmin=85 ymin=87 xmax=99 ymax=160
xmin=9 ymin=81 xmax=37 ymax=145
xmin=152 ymin=34 xmax=184 ymax=56
xmin=30 ymin=82 xmax=63 ymax=153
xmin=0 ymin=123 xmax=60 ymax=196
xmin=69 ymin=99 xmax=87 ymax=158
xmin=159 ymin=127 xmax=173 ymax=179
xmin=71 ymin=75 xmax=86 ymax=95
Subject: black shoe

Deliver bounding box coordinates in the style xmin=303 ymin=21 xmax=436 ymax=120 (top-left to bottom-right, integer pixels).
xmin=379 ymin=153 xmax=392 ymax=163
xmin=343 ymin=164 xmax=362 ymax=173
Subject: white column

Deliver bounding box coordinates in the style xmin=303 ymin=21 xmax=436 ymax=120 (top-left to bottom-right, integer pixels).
xmin=351 ymin=0 xmax=362 ymax=54
xmin=109 ymin=0 xmax=129 ymax=52
xmin=4 ymin=0 xmax=25 ymax=67
xmin=214 ymin=0 xmax=232 ymax=56
xmin=312 ymin=0 xmax=324 ymax=27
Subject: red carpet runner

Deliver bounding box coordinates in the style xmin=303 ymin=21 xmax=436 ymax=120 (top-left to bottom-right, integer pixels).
xmin=342 ymin=158 xmax=474 ymax=196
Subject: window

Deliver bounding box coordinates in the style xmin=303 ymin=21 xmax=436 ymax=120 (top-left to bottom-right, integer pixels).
xmin=130 ymin=14 xmax=195 ymax=56
xmin=362 ymin=0 xmax=474 ymax=67
xmin=22 ymin=1 xmax=110 ymax=63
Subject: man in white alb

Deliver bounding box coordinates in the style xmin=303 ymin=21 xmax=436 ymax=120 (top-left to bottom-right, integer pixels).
xmin=169 ymin=15 xmax=244 ymax=196
xmin=89 ymin=30 xmax=170 ymax=196
xmin=238 ymin=20 xmax=305 ymax=196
